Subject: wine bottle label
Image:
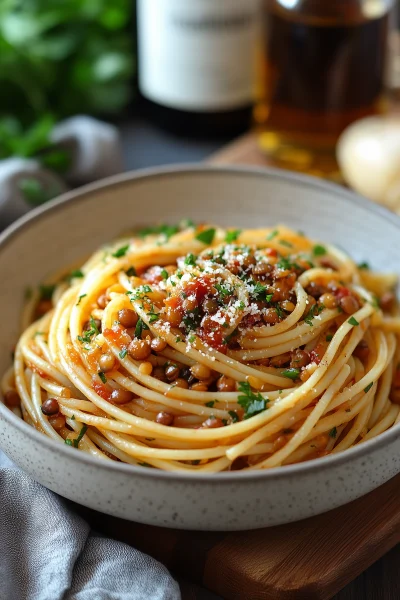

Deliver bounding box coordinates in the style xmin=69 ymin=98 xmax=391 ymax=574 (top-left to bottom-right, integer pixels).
xmin=138 ymin=0 xmax=261 ymax=112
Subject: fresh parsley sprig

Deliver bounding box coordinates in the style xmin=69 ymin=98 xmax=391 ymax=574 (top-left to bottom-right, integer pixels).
xmin=237 ymin=382 xmax=269 ymax=419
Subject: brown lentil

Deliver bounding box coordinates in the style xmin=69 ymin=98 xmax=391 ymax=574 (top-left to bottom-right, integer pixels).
xmin=151 ymin=337 xmax=167 ymax=352
xmin=156 ymin=411 xmax=174 ymax=425
xmin=263 ymin=308 xmax=280 ymax=325
xmin=41 ymin=398 xmax=60 ymax=416
xmin=190 ymin=363 xmax=211 ymax=380
xmin=306 ymin=282 xmax=327 ymax=298
xmin=165 ymin=364 xmax=180 ymax=381
xmin=173 ymin=378 xmax=189 ymax=389
xmin=111 ymin=389 xmax=134 ymax=404
xmin=354 ymin=340 xmax=369 ymax=361
xmin=190 ymin=382 xmax=208 ymax=392
xmin=203 ymin=298 xmax=218 ymax=314
xmin=270 ymin=352 xmax=291 ymax=367
xmin=281 ymin=300 xmax=295 ymax=312
xmin=139 ymin=361 xmax=153 ymax=376
xmin=253 ymin=262 xmax=272 ymax=276
xmin=202 ymin=417 xmax=224 ymax=428
xmin=4 ymin=389 xmax=20 ymax=407
xmin=165 ymin=306 xmax=182 ymax=327
xmin=380 ymin=291 xmax=395 ymax=312
xmin=153 ymin=366 xmax=167 ymax=381
xmin=290 ymin=350 xmax=310 ymax=369
xmin=319 ymin=293 xmax=337 ymax=309
xmin=128 ymin=338 xmax=151 ymax=360
xmin=216 ymin=375 xmax=236 ymax=392
xmin=97 ymin=294 xmax=109 ymax=309
xmin=118 ymin=308 xmax=138 ymax=328
xmin=49 ymin=414 xmax=66 ymax=431
xmin=339 ymin=295 xmax=359 ymax=314
xmin=98 ymin=352 xmax=116 ymax=372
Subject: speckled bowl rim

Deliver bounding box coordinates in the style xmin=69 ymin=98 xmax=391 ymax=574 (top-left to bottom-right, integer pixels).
xmin=1 ymin=163 xmax=400 ymax=483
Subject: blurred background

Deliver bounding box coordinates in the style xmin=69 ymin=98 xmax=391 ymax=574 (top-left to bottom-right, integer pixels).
xmin=1 ymin=0 xmax=400 ymax=221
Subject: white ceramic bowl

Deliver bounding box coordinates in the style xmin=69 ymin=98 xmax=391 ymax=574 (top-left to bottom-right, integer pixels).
xmin=1 ymin=165 xmax=400 ymax=531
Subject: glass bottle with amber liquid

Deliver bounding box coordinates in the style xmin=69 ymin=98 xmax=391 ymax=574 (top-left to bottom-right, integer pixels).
xmin=255 ymin=0 xmax=393 ymax=179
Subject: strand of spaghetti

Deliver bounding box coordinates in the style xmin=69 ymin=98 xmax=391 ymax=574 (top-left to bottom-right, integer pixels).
xmin=241 ymin=282 xmax=308 ymax=338
xmin=331 ymin=391 xmax=376 ymax=452
xmin=329 ymin=330 xmax=394 ymax=411
xmin=250 ymin=365 xmax=351 ymax=469
xmin=225 ymin=325 xmax=364 ymax=461
xmin=368 ymin=359 xmax=395 ymax=429
xmin=30 ymin=373 xmax=62 ymax=442
xmin=239 ymin=308 xmax=338 ymax=349
xmin=361 ymin=404 xmax=400 ymax=442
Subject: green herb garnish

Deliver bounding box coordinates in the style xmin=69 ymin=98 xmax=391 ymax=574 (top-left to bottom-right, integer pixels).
xmin=228 ymin=410 xmax=239 ymax=423
xmin=119 ymin=348 xmax=128 ymax=359
xmin=139 ymin=224 xmax=179 ymax=240
xmin=112 ymin=244 xmax=129 ymax=258
xmin=39 ymin=284 xmax=55 ymax=301
xmin=348 ymin=316 xmax=359 ymax=326
xmin=329 ymin=427 xmax=337 ymax=438
xmin=304 ymin=303 xmax=324 ymax=326
xmin=76 ymin=294 xmax=86 ymax=306
xmin=364 ymin=382 xmax=373 ymax=393
xmin=205 ymin=400 xmax=215 ymax=408
xmin=98 ymin=371 xmax=107 ymax=384
xmin=126 ymin=266 xmax=137 ymax=277
xmin=326 ymin=334 xmax=333 ymax=342
xmin=237 ymin=381 xmax=269 ymax=419
xmin=358 ymin=262 xmax=370 ymax=270
xmin=184 ymin=253 xmax=197 ymax=266
xmin=69 ymin=269 xmax=84 ymax=280
xmin=135 ymin=318 xmax=149 ymax=338
xmin=148 ymin=312 xmax=159 ymax=323
xmin=196 ymin=228 xmax=216 ymax=245
xmin=65 ymin=424 xmax=88 ymax=448
xmin=225 ymin=229 xmax=241 ymax=243
xmin=266 ymin=229 xmax=278 ymax=240
xmin=313 ymin=245 xmax=327 ymax=256
xmin=279 ymin=240 xmax=293 ymax=248
xmin=160 ymin=268 xmax=169 ymax=280
xmin=281 ymin=368 xmax=300 ymax=380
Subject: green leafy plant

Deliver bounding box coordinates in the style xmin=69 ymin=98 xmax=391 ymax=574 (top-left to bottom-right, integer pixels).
xmin=0 ymin=0 xmax=135 ymax=123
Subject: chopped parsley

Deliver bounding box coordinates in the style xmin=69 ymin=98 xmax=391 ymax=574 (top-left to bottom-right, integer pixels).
xmin=364 ymin=382 xmax=373 ymax=393
xmin=98 ymin=371 xmax=107 ymax=384
xmin=175 ymin=336 xmax=182 ymax=343
xmin=348 ymin=316 xmax=359 ymax=326
xmin=139 ymin=224 xmax=179 ymax=240
xmin=205 ymin=400 xmax=216 ymax=408
xmin=224 ymin=328 xmax=238 ymax=344
xmin=304 ymin=303 xmax=324 ymax=326
xmin=76 ymin=294 xmax=87 ymax=306
xmin=112 ymin=244 xmax=129 ymax=258
xmin=69 ymin=269 xmax=84 ymax=280
xmin=77 ymin=316 xmax=99 ymax=344
xmin=358 ymin=262 xmax=370 ymax=270
xmin=279 ymin=240 xmax=293 ymax=248
xmin=266 ymin=229 xmax=278 ymax=240
xmin=277 ymin=257 xmax=292 ymax=270
xmin=326 ymin=334 xmax=333 ymax=342
xmin=119 ymin=348 xmax=128 ymax=359
xmin=329 ymin=427 xmax=337 ymax=438
xmin=182 ymin=308 xmax=200 ymax=330
xmin=133 ymin=285 xmax=153 ymax=299
xmin=180 ymin=218 xmax=195 ymax=229
xmin=228 ymin=410 xmax=239 ymax=423
xmin=281 ymin=368 xmax=300 ymax=380
xmin=196 ymin=228 xmax=216 ymax=245
xmin=126 ymin=266 xmax=137 ymax=277
xmin=225 ymin=229 xmax=241 ymax=243
xmin=237 ymin=381 xmax=269 ymax=419
xmin=160 ymin=268 xmax=168 ymax=280
xmin=313 ymin=245 xmax=327 ymax=256
xmin=39 ymin=284 xmax=56 ymax=301
xmin=184 ymin=253 xmax=197 ymax=266
xmin=148 ymin=312 xmax=159 ymax=323
xmin=274 ymin=304 xmax=285 ymax=319
xmin=65 ymin=424 xmax=88 ymax=448
xmin=215 ymin=283 xmax=232 ymax=297
xmin=135 ymin=318 xmax=149 ymax=338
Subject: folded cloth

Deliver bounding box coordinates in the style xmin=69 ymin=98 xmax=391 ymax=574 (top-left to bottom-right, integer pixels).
xmin=0 ymin=452 xmax=181 ymax=600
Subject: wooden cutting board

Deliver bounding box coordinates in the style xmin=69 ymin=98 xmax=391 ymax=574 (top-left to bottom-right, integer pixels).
xmin=81 ymin=131 xmax=400 ymax=600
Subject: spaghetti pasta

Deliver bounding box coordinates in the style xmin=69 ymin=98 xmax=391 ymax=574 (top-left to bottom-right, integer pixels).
xmin=3 ymin=222 xmax=400 ymax=472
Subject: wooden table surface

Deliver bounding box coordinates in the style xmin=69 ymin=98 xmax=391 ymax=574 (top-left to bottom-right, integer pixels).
xmin=120 ymin=113 xmax=400 ymax=600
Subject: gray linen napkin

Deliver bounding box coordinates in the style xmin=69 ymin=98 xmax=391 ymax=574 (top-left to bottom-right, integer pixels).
xmin=0 ymin=451 xmax=181 ymax=600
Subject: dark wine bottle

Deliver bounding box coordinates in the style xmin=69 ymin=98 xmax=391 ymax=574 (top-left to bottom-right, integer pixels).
xmin=137 ymin=0 xmax=261 ymax=137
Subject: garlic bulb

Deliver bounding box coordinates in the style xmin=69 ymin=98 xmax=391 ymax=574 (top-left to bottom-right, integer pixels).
xmin=337 ymin=116 xmax=400 ymax=213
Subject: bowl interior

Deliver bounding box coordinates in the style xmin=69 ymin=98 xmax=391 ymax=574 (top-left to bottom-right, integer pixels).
xmin=0 ymin=165 xmax=399 ymax=463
